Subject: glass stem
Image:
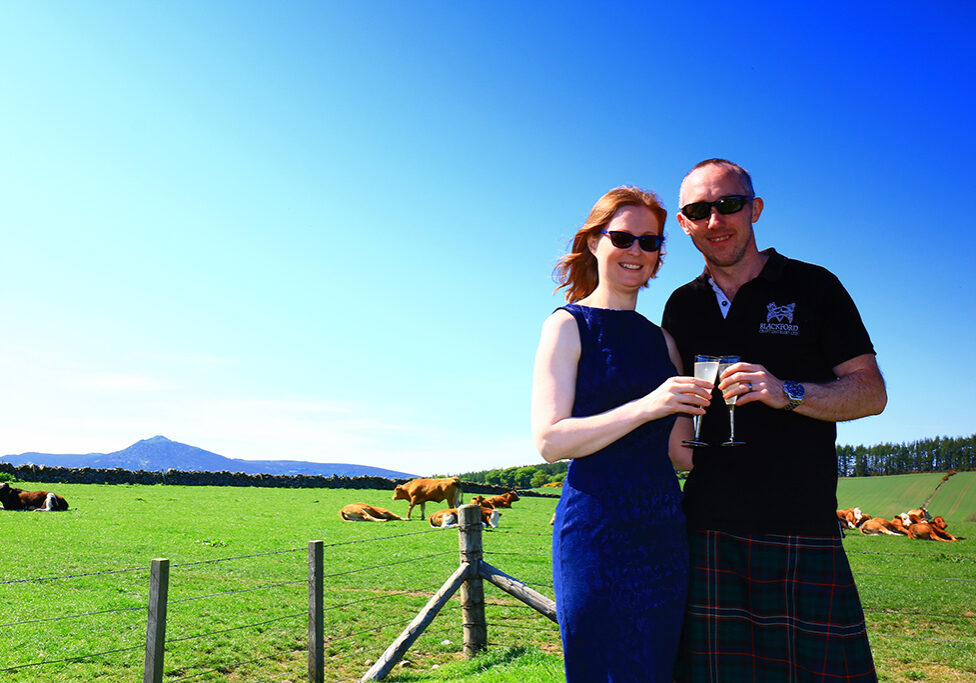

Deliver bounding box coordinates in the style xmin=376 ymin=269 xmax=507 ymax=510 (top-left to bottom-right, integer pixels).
xmin=693 ymin=414 xmax=702 ymax=439
xmin=728 ymin=406 xmax=736 ymax=439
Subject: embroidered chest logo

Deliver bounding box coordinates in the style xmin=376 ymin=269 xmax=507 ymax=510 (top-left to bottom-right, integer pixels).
xmin=759 ymin=302 xmax=799 ymax=335
xmin=766 ymin=302 xmax=795 ymax=323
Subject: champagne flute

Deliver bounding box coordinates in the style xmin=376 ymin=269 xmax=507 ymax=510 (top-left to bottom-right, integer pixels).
xmin=683 ymin=354 xmax=719 ymax=448
xmin=718 ymin=355 xmax=745 ymax=446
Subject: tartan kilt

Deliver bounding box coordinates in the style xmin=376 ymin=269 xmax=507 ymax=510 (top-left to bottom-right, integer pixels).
xmin=674 ymin=530 xmax=877 ymax=683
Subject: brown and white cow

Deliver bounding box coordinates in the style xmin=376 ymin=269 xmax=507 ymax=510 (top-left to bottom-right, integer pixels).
xmin=859 ymin=516 xmax=907 ymax=535
xmin=392 ymin=477 xmax=461 ymax=520
xmin=909 ymin=515 xmax=960 ymax=542
xmin=0 ymin=483 xmax=68 ymax=511
xmin=475 ymin=490 xmax=520 ymax=509
xmin=837 ymin=507 xmax=868 ymax=529
xmin=338 ymin=503 xmax=406 ymax=522
xmin=889 ymin=513 xmax=911 ymax=535
xmin=907 ymin=508 xmax=931 ymax=522
xmin=428 ymin=505 xmax=499 ymax=529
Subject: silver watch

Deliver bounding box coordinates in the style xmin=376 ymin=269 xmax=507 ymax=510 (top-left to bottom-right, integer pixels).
xmin=783 ymin=381 xmax=805 ymax=411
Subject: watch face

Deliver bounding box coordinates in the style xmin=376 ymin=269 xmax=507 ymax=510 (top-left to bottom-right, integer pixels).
xmin=786 ymin=381 xmax=804 ymax=400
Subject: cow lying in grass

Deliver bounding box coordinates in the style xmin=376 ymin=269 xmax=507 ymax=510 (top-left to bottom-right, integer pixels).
xmin=428 ymin=506 xmax=499 ymax=529
xmin=859 ymin=516 xmax=908 ymax=535
xmin=836 ymin=507 xmax=869 ymax=529
xmin=908 ymin=515 xmax=963 ymax=542
xmin=338 ymin=503 xmax=406 ymax=522
xmin=0 ymin=482 xmax=69 ymax=511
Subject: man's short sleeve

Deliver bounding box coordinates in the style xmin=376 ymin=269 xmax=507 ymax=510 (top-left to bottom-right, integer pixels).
xmin=816 ymin=269 xmax=875 ymax=368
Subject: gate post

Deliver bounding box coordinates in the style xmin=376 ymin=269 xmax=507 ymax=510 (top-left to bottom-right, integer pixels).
xmin=308 ymin=540 xmax=324 ymax=683
xmin=458 ymin=504 xmax=487 ymax=656
xmin=143 ymin=558 xmax=169 ymax=683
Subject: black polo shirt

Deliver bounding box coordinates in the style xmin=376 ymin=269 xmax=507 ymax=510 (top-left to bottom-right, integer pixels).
xmin=662 ymin=249 xmax=875 ymax=536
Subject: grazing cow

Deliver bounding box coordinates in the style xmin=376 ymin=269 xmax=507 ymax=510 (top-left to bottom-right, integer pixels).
xmin=392 ymin=477 xmax=461 ymax=520
xmin=428 ymin=506 xmax=499 ymax=529
xmin=338 ymin=503 xmax=406 ymax=522
xmin=479 ymin=490 xmax=520 ymax=509
xmin=859 ymin=516 xmax=907 ymax=535
xmin=0 ymin=483 xmax=68 ymax=511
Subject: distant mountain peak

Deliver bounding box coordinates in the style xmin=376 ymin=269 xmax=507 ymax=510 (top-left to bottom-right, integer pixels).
xmin=1 ymin=436 xmax=419 ymax=479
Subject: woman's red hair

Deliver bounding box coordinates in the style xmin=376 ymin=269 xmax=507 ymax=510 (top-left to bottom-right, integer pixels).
xmin=553 ymin=186 xmax=667 ymax=302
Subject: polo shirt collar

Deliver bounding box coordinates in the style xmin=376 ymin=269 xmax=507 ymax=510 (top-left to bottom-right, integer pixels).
xmin=695 ymin=247 xmax=788 ymax=285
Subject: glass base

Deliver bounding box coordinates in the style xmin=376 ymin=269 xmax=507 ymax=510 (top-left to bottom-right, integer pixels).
xmin=682 ymin=439 xmax=710 ymax=448
xmin=722 ymin=440 xmax=745 ymax=446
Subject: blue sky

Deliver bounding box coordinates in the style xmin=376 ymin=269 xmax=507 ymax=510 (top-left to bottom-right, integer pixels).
xmin=1 ymin=2 xmax=973 ymax=476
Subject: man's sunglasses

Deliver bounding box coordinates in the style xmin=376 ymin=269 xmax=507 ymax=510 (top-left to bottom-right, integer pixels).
xmin=599 ymin=230 xmax=664 ymax=252
xmin=680 ymin=195 xmax=753 ymax=221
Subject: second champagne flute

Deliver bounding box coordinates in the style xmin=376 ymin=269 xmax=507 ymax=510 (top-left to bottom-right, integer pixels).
xmin=683 ymin=354 xmax=719 ymax=448
xmin=718 ymin=355 xmax=746 ymax=446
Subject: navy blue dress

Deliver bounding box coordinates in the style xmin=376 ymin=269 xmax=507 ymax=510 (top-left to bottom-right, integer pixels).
xmin=552 ymin=304 xmax=689 ymax=682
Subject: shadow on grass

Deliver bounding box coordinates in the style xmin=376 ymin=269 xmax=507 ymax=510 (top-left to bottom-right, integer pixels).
xmin=389 ymin=646 xmax=564 ymax=682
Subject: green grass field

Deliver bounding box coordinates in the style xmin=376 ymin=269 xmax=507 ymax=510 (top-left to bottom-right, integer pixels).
xmin=0 ymin=473 xmax=973 ymax=682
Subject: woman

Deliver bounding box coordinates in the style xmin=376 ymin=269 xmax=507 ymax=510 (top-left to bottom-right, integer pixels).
xmin=531 ymin=186 xmax=710 ymax=681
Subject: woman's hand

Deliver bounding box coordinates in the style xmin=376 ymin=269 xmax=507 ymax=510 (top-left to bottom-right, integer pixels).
xmin=639 ymin=376 xmax=713 ymax=421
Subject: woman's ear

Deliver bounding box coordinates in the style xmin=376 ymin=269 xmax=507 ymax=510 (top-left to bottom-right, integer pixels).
xmin=587 ymin=232 xmax=600 ymax=255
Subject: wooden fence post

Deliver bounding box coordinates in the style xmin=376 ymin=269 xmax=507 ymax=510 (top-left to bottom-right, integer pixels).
xmin=143 ymin=558 xmax=169 ymax=683
xmin=308 ymin=540 xmax=324 ymax=683
xmin=458 ymin=504 xmax=487 ymax=657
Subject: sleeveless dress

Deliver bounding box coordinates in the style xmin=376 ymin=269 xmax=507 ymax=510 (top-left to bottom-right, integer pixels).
xmin=552 ymin=304 xmax=689 ymax=682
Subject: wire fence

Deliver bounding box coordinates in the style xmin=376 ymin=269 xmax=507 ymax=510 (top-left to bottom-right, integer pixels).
xmin=1 ymin=522 xmax=974 ymax=681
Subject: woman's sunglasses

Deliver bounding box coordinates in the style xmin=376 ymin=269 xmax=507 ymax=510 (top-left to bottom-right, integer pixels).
xmin=680 ymin=194 xmax=753 ymax=221
xmin=599 ymin=230 xmax=664 ymax=252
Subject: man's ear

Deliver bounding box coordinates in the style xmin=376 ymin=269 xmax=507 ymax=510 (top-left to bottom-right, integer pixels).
xmin=751 ymin=197 xmax=764 ymax=223
xmin=676 ymin=213 xmax=694 ymax=236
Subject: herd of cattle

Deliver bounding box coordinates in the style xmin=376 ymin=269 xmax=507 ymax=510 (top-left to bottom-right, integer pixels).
xmin=838 ymin=506 xmax=964 ymax=541
xmin=338 ymin=476 xmax=520 ymax=529
xmin=1 ymin=478 xmax=966 ymax=545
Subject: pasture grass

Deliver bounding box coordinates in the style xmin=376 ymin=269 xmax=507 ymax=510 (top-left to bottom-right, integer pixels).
xmin=0 ymin=472 xmax=973 ymax=681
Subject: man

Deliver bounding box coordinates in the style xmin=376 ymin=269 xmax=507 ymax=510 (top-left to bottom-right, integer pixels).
xmin=662 ymin=159 xmax=886 ymax=682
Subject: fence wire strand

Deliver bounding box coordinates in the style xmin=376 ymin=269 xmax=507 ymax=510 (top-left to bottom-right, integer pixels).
xmin=166 ymin=649 xmax=297 ymax=681
xmin=166 ymin=612 xmax=304 ymax=644
xmin=0 ymin=603 xmax=146 ymax=628
xmin=0 ymin=565 xmax=147 ymax=585
xmin=0 ymin=644 xmax=143 ymax=673
xmin=854 ymin=571 xmax=976 ymax=582
xmin=322 ymin=551 xmax=455 ymax=580
xmin=169 ymin=578 xmax=305 ymax=605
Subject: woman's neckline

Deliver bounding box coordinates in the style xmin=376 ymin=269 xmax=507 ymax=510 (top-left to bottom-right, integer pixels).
xmin=569 ymin=303 xmax=639 ymax=313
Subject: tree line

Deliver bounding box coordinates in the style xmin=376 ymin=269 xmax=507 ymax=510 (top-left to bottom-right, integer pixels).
xmin=446 ymin=461 xmax=569 ymax=490
xmin=837 ymin=434 xmax=975 ymax=477
xmin=446 ymin=434 xmax=975 ymax=489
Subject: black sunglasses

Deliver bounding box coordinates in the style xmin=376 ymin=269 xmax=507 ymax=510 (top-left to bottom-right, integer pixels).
xmin=680 ymin=194 xmax=753 ymax=221
xmin=599 ymin=230 xmax=664 ymax=252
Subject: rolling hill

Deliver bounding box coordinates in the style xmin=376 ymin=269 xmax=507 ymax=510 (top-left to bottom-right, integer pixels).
xmin=0 ymin=435 xmax=418 ymax=479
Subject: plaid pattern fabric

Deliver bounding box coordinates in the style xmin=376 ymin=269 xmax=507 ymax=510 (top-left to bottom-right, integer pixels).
xmin=674 ymin=530 xmax=877 ymax=682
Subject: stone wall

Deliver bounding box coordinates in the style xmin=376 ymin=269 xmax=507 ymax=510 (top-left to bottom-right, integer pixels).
xmin=0 ymin=462 xmax=551 ymax=497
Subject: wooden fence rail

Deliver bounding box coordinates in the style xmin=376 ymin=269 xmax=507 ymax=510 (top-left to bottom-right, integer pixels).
xmin=139 ymin=504 xmax=556 ymax=682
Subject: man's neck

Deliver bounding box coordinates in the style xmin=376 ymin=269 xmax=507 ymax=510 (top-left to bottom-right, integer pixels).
xmin=706 ymin=250 xmax=768 ymax=302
